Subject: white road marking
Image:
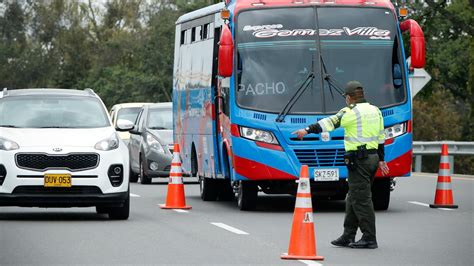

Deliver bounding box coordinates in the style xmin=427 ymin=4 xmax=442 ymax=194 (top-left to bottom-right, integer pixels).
xmin=299 ymin=260 xmax=323 ymax=266
xmin=173 ymin=209 xmax=189 ymax=213
xmin=408 ymin=201 xmax=456 ymax=211
xmin=211 ymin=222 xmax=249 ymax=235
xmin=408 ymin=201 xmax=429 ymax=207
xmin=438 ymin=208 xmax=455 ymax=211
xmin=130 ymin=193 xmax=141 ymax=198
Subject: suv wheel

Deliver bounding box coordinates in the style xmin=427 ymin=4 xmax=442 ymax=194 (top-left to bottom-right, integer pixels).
xmin=108 ymin=191 xmax=130 ymax=220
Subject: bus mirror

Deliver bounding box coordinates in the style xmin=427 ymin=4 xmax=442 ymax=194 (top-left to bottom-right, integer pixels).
xmin=218 ymin=24 xmax=234 ymax=77
xmin=400 ymin=19 xmax=425 ymax=68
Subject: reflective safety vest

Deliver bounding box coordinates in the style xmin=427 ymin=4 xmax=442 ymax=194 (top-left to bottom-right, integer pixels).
xmin=318 ymin=102 xmax=384 ymax=151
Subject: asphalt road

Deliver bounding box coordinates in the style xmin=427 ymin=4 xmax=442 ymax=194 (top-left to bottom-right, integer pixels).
xmin=0 ymin=173 xmax=472 ymax=265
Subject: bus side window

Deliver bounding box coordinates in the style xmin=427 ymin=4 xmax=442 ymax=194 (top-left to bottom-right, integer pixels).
xmin=180 ymin=30 xmax=185 ymax=45
xmin=221 ymin=78 xmax=230 ymax=116
xmin=393 ymin=64 xmax=402 ymax=88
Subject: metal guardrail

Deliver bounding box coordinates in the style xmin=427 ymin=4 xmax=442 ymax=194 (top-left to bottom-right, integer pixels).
xmin=412 ymin=141 xmax=474 ymax=174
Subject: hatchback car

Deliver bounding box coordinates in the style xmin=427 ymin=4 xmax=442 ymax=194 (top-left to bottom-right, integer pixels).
xmin=129 ymin=103 xmax=173 ymax=184
xmin=110 ymin=103 xmax=150 ymax=145
xmin=0 ymin=88 xmax=133 ymax=219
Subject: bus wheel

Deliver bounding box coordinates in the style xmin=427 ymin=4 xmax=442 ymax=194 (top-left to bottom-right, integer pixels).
xmin=372 ymin=178 xmax=390 ymax=211
xmin=199 ymin=176 xmax=218 ymax=201
xmin=218 ymin=180 xmax=234 ymax=201
xmin=237 ymin=181 xmax=258 ymax=211
xmin=218 ymin=154 xmax=235 ymax=201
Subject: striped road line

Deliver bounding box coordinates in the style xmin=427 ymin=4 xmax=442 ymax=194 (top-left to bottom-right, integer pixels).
xmin=211 ymin=222 xmax=249 ymax=235
xmin=408 ymin=201 xmax=455 ymax=211
xmin=130 ymin=193 xmax=141 ymax=198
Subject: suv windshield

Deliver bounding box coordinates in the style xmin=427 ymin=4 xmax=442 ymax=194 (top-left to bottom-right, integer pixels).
xmin=147 ymin=108 xmax=173 ymax=130
xmin=236 ymin=7 xmax=404 ymax=114
xmin=0 ymin=95 xmax=110 ymax=128
xmin=117 ymin=107 xmax=142 ymax=123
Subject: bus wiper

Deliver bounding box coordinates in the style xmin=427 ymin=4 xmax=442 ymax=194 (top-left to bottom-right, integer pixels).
xmin=0 ymin=125 xmax=19 ymax=128
xmin=320 ymin=55 xmax=345 ymax=99
xmin=275 ymin=72 xmax=315 ymax=123
xmin=148 ymin=126 xmax=166 ymax=130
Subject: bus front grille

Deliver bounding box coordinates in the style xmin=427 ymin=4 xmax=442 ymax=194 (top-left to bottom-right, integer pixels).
xmin=294 ymin=149 xmax=346 ymax=167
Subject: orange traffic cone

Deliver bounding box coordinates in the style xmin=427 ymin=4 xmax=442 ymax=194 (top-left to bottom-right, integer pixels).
xmin=430 ymin=144 xmax=458 ymax=209
xmin=160 ymin=143 xmax=192 ymax=210
xmin=281 ymin=165 xmax=324 ymax=261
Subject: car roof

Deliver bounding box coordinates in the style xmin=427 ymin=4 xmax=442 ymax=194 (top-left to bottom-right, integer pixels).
xmin=111 ymin=102 xmax=152 ymax=109
xmin=149 ymin=102 xmax=172 ymax=109
xmin=0 ymin=88 xmax=96 ymax=98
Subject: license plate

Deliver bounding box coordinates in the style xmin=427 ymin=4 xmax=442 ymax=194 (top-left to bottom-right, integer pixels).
xmin=314 ymin=169 xmax=339 ymax=181
xmin=44 ymin=174 xmax=72 ymax=187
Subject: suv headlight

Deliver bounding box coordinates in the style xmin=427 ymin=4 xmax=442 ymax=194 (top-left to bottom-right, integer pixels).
xmin=146 ymin=134 xmax=165 ymax=153
xmin=95 ymin=133 xmax=120 ymax=151
xmin=240 ymin=126 xmax=278 ymax=144
xmin=385 ymin=123 xmax=406 ymax=140
xmin=0 ymin=137 xmax=19 ymax=151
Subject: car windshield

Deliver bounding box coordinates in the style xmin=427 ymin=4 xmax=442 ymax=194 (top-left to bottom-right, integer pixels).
xmin=117 ymin=107 xmax=142 ymax=123
xmin=236 ymin=7 xmax=404 ymax=114
xmin=0 ymin=95 xmax=110 ymax=128
xmin=147 ymin=108 xmax=173 ymax=130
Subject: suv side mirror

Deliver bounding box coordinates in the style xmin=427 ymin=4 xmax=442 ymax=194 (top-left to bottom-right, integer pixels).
xmin=218 ymin=24 xmax=234 ymax=77
xmin=116 ymin=119 xmax=134 ymax=132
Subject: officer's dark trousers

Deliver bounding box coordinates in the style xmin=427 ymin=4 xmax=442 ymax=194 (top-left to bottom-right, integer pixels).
xmin=342 ymin=153 xmax=379 ymax=241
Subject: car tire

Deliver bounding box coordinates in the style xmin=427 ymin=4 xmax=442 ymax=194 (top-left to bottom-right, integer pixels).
xmin=129 ymin=166 xmax=139 ymax=183
xmin=108 ymin=191 xmax=130 ymax=220
xmin=372 ymin=178 xmax=390 ymax=211
xmin=199 ymin=176 xmax=218 ymax=201
xmin=237 ymin=181 xmax=258 ymax=211
xmin=140 ymin=157 xmax=152 ymax=184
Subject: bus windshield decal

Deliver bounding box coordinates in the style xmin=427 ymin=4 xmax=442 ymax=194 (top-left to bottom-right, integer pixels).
xmin=243 ymin=25 xmax=391 ymax=40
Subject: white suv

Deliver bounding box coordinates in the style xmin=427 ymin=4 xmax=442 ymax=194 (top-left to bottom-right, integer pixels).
xmin=0 ymin=88 xmax=133 ymax=219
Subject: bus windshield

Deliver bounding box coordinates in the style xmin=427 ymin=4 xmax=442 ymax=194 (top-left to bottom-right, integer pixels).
xmin=236 ymin=7 xmax=404 ymax=114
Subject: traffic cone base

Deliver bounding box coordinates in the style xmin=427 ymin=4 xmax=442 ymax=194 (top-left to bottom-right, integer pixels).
xmin=159 ymin=204 xmax=192 ymax=210
xmin=281 ymin=253 xmax=324 ymax=260
xmin=429 ymin=204 xmax=458 ymax=209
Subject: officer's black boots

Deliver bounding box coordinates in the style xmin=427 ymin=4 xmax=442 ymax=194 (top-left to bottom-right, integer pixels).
xmin=348 ymin=239 xmax=378 ymax=249
xmin=331 ymin=236 xmax=355 ymax=247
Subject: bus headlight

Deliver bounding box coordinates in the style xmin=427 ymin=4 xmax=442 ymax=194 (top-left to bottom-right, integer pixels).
xmin=385 ymin=123 xmax=406 ymax=140
xmin=240 ymin=126 xmax=278 ymax=144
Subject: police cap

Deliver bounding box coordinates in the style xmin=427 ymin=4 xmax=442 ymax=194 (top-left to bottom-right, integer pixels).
xmin=344 ymin=81 xmax=364 ymax=96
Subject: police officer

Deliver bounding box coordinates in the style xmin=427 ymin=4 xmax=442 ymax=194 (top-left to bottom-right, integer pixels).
xmin=293 ymin=81 xmax=389 ymax=249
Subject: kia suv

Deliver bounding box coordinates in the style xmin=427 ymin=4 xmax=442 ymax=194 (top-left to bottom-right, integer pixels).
xmin=0 ymin=88 xmax=133 ymax=219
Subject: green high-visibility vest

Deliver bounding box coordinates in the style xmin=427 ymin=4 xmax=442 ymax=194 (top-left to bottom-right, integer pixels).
xmin=318 ymin=102 xmax=385 ymax=151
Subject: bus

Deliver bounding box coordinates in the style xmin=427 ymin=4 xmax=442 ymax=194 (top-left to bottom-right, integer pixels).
xmin=172 ymin=0 xmax=425 ymax=210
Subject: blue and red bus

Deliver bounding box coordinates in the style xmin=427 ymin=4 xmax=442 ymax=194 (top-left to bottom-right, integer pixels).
xmin=173 ymin=0 xmax=425 ymax=210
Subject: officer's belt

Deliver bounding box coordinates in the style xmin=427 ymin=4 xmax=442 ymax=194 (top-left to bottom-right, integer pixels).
xmin=346 ymin=149 xmax=378 ymax=154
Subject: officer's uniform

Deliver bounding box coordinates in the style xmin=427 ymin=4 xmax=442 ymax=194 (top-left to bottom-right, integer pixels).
xmin=305 ymin=83 xmax=384 ymax=248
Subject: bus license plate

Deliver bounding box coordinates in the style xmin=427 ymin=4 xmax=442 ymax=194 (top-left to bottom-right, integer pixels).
xmin=44 ymin=174 xmax=72 ymax=187
xmin=314 ymin=169 xmax=339 ymax=181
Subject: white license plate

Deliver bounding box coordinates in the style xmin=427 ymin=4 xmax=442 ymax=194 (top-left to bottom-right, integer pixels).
xmin=314 ymin=169 xmax=339 ymax=181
